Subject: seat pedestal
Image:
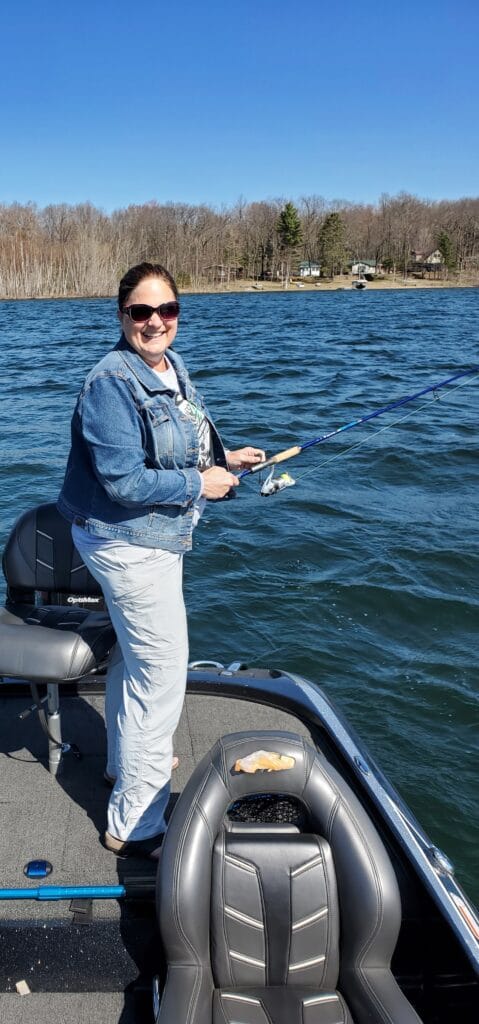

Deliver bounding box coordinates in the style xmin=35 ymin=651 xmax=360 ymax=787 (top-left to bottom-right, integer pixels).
xmin=46 ymin=684 xmax=63 ymax=775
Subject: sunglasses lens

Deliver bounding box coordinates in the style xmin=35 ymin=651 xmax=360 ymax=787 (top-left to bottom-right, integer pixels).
xmin=129 ymin=304 xmax=154 ymax=322
xmin=161 ymin=301 xmax=180 ymax=320
xmin=127 ymin=302 xmax=180 ymax=322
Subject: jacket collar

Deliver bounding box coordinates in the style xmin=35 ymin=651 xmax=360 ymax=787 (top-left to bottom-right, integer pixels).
xmin=115 ymin=335 xmax=188 ymax=393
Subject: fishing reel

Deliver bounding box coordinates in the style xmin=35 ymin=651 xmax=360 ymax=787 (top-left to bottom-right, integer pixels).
xmin=259 ymin=467 xmax=296 ymax=497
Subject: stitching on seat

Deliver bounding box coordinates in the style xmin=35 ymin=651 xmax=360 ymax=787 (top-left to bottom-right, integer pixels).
xmin=221 ymin=993 xmax=274 ymax=1024
xmin=292 ymin=757 xmax=394 ymax=1021
xmin=289 ymin=953 xmax=326 ymax=972
xmin=225 ymin=905 xmax=264 ymax=929
xmin=224 ymin=854 xmax=257 ymax=873
xmin=36 ymin=530 xmax=53 ymax=541
xmin=327 ymin=787 xmax=396 ymax=1024
xmin=318 ymin=771 xmax=383 ymax=957
xmin=287 ymin=860 xmax=293 ymax=986
xmin=67 ymin=633 xmax=85 ymax=679
xmin=302 ymin=993 xmax=347 ymax=1024
xmin=258 ymin=854 xmax=268 ymax=986
xmin=290 ymin=854 xmax=323 ymax=877
xmin=216 ymin=993 xmax=230 ymax=1024
xmin=319 ymin=836 xmax=334 ymax=989
xmin=222 ymin=993 xmax=262 ymax=1004
xmin=292 ymin=907 xmax=328 ymax=931
xmin=35 ymin=558 xmax=54 ymax=570
xmin=337 ymin=991 xmax=348 ymax=1022
xmin=219 ymin=831 xmax=234 ymax=987
xmin=171 ymin=762 xmax=219 ymax=1022
xmin=229 ymin=950 xmax=265 ymax=969
xmin=225 ymin=850 xmax=265 ymax=988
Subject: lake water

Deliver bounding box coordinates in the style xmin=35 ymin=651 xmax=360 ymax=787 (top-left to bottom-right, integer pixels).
xmin=0 ymin=287 xmax=478 ymax=900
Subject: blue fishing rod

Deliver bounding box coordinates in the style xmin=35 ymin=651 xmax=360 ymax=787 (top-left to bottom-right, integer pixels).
xmin=239 ymin=366 xmax=479 ymax=480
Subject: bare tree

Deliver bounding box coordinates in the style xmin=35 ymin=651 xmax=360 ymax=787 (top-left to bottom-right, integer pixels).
xmin=0 ymin=193 xmax=478 ymax=299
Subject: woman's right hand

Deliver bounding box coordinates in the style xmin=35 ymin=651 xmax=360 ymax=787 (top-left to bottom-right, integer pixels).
xmin=200 ymin=466 xmax=239 ymax=499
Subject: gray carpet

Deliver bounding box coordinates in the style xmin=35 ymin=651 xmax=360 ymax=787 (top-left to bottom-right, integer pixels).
xmin=0 ymin=690 xmax=311 ymax=912
xmin=0 ymin=686 xmax=312 ymax=1022
xmin=0 ymin=992 xmax=138 ymax=1023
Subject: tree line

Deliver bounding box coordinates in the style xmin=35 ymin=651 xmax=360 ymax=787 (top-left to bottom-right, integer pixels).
xmin=0 ymin=192 xmax=478 ymax=298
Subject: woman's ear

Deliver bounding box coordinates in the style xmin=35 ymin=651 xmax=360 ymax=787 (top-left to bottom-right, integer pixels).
xmin=117 ymin=308 xmax=123 ymax=323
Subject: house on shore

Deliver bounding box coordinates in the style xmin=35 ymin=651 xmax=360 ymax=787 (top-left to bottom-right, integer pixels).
xmin=299 ymin=260 xmax=321 ymax=278
xmin=410 ymin=250 xmax=444 ymax=273
xmin=411 ymin=249 xmax=443 ymax=266
xmin=351 ymin=260 xmax=378 ymax=278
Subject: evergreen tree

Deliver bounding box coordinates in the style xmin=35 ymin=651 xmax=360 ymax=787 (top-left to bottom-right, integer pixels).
xmin=437 ymin=231 xmax=457 ymax=272
xmin=319 ymin=212 xmax=347 ymax=278
xmin=276 ymin=202 xmax=302 ymax=286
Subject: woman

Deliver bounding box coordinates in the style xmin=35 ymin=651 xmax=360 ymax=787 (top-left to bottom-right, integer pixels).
xmin=58 ymin=262 xmax=265 ymax=858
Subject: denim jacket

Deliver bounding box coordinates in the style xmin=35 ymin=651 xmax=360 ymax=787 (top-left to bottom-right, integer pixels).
xmin=58 ymin=336 xmax=230 ymax=552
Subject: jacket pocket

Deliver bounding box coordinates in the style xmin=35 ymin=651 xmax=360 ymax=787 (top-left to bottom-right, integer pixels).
xmin=143 ymin=406 xmax=175 ymax=468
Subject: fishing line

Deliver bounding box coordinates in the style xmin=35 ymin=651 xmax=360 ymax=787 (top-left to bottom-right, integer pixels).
xmin=243 ymin=368 xmax=479 ymax=496
xmin=294 ymin=394 xmax=451 ymax=483
xmin=295 ymin=369 xmax=479 ymax=485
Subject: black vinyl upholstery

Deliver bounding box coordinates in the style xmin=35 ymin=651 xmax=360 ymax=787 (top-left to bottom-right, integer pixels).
xmin=156 ymin=730 xmax=423 ymax=1024
xmin=0 ymin=503 xmax=115 ymax=682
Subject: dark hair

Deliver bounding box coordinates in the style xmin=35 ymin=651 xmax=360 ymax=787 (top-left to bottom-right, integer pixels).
xmin=118 ymin=262 xmax=179 ymax=310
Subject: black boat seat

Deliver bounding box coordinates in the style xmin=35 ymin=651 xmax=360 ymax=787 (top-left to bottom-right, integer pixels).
xmin=0 ymin=502 xmax=115 ymax=773
xmin=156 ymin=730 xmax=423 ymax=1024
xmin=0 ymin=604 xmax=113 ymax=683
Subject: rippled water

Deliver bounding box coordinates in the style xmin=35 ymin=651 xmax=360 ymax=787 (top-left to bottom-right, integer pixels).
xmin=1 ymin=288 xmax=478 ymax=899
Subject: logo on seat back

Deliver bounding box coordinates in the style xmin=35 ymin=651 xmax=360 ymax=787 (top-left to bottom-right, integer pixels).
xmin=67 ymin=596 xmax=102 ymax=604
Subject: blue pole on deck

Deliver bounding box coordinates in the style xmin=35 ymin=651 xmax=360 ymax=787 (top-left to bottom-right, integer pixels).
xmin=0 ymin=884 xmax=126 ymax=901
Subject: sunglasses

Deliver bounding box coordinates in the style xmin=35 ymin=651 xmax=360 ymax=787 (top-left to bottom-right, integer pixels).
xmin=123 ymin=301 xmax=180 ymax=323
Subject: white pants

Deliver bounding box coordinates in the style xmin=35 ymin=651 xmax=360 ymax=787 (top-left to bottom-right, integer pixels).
xmin=72 ymin=526 xmax=188 ymax=841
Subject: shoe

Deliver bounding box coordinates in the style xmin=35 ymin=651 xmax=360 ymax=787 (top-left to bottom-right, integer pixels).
xmin=103 ymin=830 xmax=164 ymax=860
xmin=104 ymin=756 xmax=179 ymax=787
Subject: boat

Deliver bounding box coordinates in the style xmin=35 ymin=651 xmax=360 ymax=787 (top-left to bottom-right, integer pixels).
xmin=0 ymin=503 xmax=478 ymax=1023
xmin=352 ymin=277 xmax=367 ymax=290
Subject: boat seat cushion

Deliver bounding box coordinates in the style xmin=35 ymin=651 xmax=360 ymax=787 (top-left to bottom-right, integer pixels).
xmin=214 ymin=988 xmax=354 ymax=1023
xmin=0 ymin=604 xmax=115 ymax=682
xmin=211 ymin=832 xmax=339 ymax=989
xmin=210 ymin=831 xmax=351 ymax=1022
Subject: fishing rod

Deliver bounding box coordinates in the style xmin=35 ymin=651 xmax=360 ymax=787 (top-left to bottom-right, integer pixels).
xmin=239 ymin=366 xmax=479 ymax=482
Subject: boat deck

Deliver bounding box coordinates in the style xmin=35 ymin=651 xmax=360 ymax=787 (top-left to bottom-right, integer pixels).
xmin=0 ymin=683 xmax=313 ymax=1023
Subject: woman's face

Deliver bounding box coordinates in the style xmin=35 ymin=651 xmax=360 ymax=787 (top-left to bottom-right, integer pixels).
xmin=118 ymin=275 xmax=178 ymax=370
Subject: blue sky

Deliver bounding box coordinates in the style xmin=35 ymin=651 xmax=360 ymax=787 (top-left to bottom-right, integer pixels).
xmin=1 ymin=0 xmax=478 ymax=212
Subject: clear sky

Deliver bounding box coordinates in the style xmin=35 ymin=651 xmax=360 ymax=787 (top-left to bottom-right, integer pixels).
xmin=1 ymin=0 xmax=478 ymax=212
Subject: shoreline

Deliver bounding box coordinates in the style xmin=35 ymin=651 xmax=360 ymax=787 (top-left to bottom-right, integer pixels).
xmin=1 ymin=276 xmax=478 ymax=301
xmin=181 ymin=275 xmax=479 ymax=294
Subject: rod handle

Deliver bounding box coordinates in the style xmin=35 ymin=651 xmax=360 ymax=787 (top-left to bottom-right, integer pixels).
xmin=249 ymin=446 xmax=301 ymax=474
xmin=271 ymin=446 xmax=302 ymax=464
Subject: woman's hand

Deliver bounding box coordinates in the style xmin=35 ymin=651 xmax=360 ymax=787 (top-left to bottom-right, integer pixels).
xmin=226 ymin=446 xmax=266 ymax=471
xmin=200 ymin=466 xmax=239 ymax=499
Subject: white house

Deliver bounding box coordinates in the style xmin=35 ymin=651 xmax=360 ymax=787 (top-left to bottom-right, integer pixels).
xmin=411 ymin=250 xmax=443 ymax=267
xmin=299 ymin=260 xmax=321 ymax=278
xmin=425 ymin=249 xmax=443 ymax=266
xmin=351 ymin=260 xmax=377 ymax=276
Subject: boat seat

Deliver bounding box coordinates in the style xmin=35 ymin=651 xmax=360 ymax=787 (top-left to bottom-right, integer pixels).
xmin=0 ymin=502 xmax=115 ymax=774
xmin=155 ymin=730 xmax=423 ymax=1024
